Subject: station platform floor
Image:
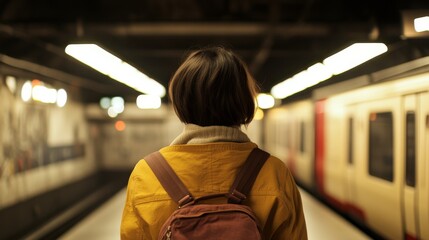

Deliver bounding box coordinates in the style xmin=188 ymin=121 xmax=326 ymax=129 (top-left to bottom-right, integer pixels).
xmin=59 ymin=188 xmax=371 ymax=240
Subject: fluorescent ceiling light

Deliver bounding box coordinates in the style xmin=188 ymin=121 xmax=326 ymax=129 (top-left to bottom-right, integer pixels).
xmin=307 ymin=62 xmax=332 ymax=82
xmin=271 ymin=72 xmax=307 ymax=99
xmin=65 ymin=44 xmax=166 ymax=97
xmin=271 ymin=43 xmax=388 ymax=99
xmin=271 ymin=79 xmax=291 ymax=99
xmin=271 ymin=76 xmax=303 ymax=99
xmin=271 ymin=64 xmax=332 ymax=99
xmin=323 ymin=43 xmax=388 ymax=75
xmin=414 ymin=16 xmax=429 ymax=32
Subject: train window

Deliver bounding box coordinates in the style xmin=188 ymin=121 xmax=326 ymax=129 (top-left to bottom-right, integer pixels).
xmin=405 ymin=112 xmax=416 ymax=187
xmin=300 ymin=121 xmax=305 ymax=153
xmin=348 ymin=117 xmax=354 ymax=165
xmin=368 ymin=112 xmax=394 ymax=182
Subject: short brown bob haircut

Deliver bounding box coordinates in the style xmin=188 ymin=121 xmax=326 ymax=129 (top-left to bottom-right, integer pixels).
xmin=169 ymin=46 xmax=259 ymax=127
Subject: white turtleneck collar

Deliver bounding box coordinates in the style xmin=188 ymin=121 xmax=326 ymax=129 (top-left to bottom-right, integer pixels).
xmin=170 ymin=124 xmax=251 ymax=145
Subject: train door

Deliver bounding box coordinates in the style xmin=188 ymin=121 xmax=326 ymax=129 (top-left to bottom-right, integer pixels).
xmin=359 ymin=97 xmax=402 ymax=239
xmin=344 ymin=106 xmax=365 ymax=221
xmin=401 ymin=94 xmax=418 ymax=239
xmin=417 ymin=92 xmax=429 ymax=239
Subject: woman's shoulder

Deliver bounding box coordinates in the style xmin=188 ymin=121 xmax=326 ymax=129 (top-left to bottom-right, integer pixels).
xmin=265 ymin=154 xmax=289 ymax=173
xmin=257 ymin=153 xmax=296 ymax=189
xmin=128 ymin=156 xmax=154 ymax=181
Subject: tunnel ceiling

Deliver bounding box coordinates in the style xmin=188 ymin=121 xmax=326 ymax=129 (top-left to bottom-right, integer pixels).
xmin=0 ymin=0 xmax=428 ymax=103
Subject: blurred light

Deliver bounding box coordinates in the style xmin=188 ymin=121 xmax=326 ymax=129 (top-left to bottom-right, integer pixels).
xmin=271 ymin=73 xmax=308 ymax=99
xmin=257 ymin=93 xmax=275 ymax=109
xmin=22 ymin=79 xmax=68 ymax=107
xmin=307 ymin=62 xmax=332 ymax=82
xmin=100 ymin=96 xmax=125 ymax=116
xmin=112 ymin=104 xmax=124 ymax=114
xmin=107 ymin=107 xmax=118 ymax=118
xmin=111 ymin=96 xmax=124 ymax=107
xmin=414 ymin=16 xmax=429 ymax=32
xmin=65 ymin=44 xmax=166 ymax=97
xmin=21 ymin=81 xmax=32 ymax=102
xmin=32 ymin=79 xmax=42 ymax=85
xmin=253 ymin=108 xmax=264 ymax=120
xmin=271 ymin=80 xmax=291 ymax=99
xmin=323 ymin=43 xmax=388 ymax=75
xmin=5 ymin=76 xmax=16 ymax=93
xmin=100 ymin=97 xmax=111 ymax=109
xmin=136 ymin=94 xmax=162 ymax=109
xmin=56 ymin=89 xmax=67 ymax=107
xmin=115 ymin=120 xmax=126 ymax=131
xmin=290 ymin=71 xmax=311 ymax=92
xmin=111 ymin=96 xmax=125 ymax=114
xmin=32 ymin=85 xmax=57 ymax=103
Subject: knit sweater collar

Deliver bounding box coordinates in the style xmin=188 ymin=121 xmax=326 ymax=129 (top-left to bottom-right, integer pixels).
xmin=170 ymin=124 xmax=251 ymax=145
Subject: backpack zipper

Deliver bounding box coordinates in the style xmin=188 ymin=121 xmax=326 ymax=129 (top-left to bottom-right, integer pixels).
xmin=175 ymin=207 xmax=258 ymax=220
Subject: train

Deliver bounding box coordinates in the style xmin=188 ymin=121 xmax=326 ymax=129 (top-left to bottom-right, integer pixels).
xmin=264 ymin=56 xmax=429 ymax=240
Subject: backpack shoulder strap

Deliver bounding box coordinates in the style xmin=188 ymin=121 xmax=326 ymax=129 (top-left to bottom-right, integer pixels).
xmin=227 ymin=148 xmax=270 ymax=204
xmin=144 ymin=148 xmax=270 ymax=206
xmin=144 ymin=152 xmax=194 ymax=207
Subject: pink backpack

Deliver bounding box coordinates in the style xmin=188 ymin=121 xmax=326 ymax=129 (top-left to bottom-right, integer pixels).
xmin=144 ymin=148 xmax=270 ymax=240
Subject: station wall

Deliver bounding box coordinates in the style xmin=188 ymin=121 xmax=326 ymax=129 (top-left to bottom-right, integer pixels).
xmin=0 ymin=76 xmax=97 ymax=210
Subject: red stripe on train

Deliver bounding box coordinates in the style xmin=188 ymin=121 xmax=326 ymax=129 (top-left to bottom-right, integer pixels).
xmin=406 ymin=233 xmax=418 ymax=240
xmin=315 ymin=100 xmax=325 ymax=194
xmin=314 ymin=99 xmax=366 ymax=223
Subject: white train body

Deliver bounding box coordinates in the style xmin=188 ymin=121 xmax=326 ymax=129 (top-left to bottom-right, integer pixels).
xmin=265 ymin=59 xmax=429 ymax=240
xmin=265 ymin=100 xmax=315 ymax=189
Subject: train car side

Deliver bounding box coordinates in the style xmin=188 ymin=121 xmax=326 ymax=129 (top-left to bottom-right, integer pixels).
xmin=265 ymin=100 xmax=315 ymax=190
xmin=322 ymin=71 xmax=429 ymax=239
xmin=265 ymin=70 xmax=429 ymax=240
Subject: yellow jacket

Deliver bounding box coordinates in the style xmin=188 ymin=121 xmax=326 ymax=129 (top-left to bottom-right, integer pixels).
xmin=121 ymin=142 xmax=307 ymax=239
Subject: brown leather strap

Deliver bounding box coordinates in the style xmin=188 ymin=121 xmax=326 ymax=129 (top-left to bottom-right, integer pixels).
xmin=228 ymin=148 xmax=270 ymax=204
xmin=144 ymin=152 xmax=194 ymax=207
xmin=144 ymin=148 xmax=270 ymax=206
